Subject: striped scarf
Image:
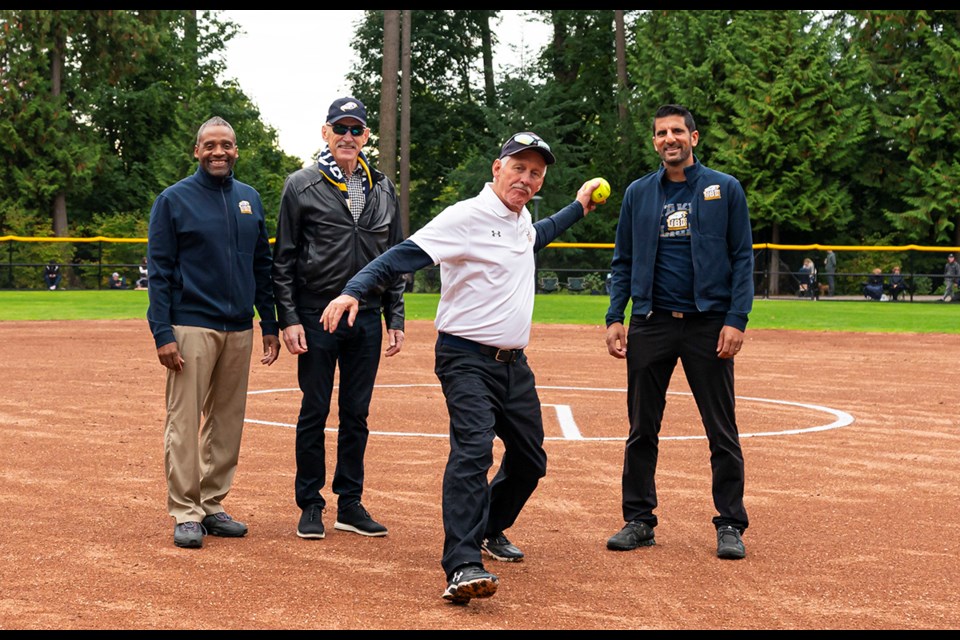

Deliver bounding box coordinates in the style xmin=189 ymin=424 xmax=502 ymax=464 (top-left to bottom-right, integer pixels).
xmin=316 ymin=144 xmax=373 ymax=219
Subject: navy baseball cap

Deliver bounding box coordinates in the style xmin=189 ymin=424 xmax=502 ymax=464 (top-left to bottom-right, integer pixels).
xmin=499 ymin=131 xmax=556 ymax=165
xmin=327 ymin=97 xmax=367 ymax=126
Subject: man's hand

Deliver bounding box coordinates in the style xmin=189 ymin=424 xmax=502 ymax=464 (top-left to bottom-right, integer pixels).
xmin=605 ymin=322 xmax=627 ymax=359
xmin=575 ymin=179 xmax=604 ymax=215
xmin=282 ymin=324 xmax=308 ymax=355
xmin=320 ymin=294 xmax=360 ymax=333
xmin=385 ymin=328 xmax=404 ymax=357
xmin=717 ymin=325 xmax=745 ymax=359
xmin=261 ymin=334 xmax=281 ymax=365
xmin=157 ymin=341 xmax=184 ymax=372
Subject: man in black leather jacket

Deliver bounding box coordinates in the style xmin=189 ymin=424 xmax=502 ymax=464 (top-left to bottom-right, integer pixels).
xmin=271 ymin=96 xmax=406 ymax=541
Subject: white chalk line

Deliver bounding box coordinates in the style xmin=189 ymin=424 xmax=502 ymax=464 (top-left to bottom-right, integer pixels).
xmin=245 ymin=384 xmax=854 ymax=441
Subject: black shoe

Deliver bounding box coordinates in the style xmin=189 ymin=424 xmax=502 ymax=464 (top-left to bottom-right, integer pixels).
xmin=716 ymin=525 xmax=746 ymax=559
xmin=297 ymin=504 xmax=325 ymax=539
xmin=334 ymin=502 xmax=388 ymax=537
xmin=606 ymin=520 xmax=656 ymax=551
xmin=173 ymin=521 xmax=204 ymax=548
xmin=201 ymin=512 xmax=248 ymax=537
xmin=442 ymin=564 xmax=499 ymax=604
xmin=482 ymin=532 xmax=524 ymax=562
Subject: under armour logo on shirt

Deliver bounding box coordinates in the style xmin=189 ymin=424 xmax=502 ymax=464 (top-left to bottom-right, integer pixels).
xmin=491 ymin=230 xmax=501 ymax=237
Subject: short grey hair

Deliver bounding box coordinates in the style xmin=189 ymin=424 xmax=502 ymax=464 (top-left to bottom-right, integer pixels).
xmin=196 ymin=116 xmax=236 ymax=146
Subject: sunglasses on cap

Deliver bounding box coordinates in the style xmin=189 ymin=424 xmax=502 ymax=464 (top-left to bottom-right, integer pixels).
xmin=330 ymin=123 xmax=365 ymax=136
xmin=510 ymin=133 xmax=551 ymax=151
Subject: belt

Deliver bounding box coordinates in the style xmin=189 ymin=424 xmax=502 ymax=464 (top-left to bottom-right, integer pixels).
xmin=437 ymin=332 xmax=524 ymax=363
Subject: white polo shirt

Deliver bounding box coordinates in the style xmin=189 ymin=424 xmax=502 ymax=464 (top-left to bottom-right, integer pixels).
xmin=409 ymin=183 xmax=536 ymax=349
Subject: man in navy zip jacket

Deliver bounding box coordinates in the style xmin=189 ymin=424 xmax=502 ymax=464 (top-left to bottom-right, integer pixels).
xmin=147 ymin=116 xmax=280 ymax=549
xmin=604 ymin=104 xmax=754 ymax=561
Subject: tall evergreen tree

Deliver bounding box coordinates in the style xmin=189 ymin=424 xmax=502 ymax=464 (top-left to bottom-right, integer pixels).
xmin=844 ymin=10 xmax=960 ymax=247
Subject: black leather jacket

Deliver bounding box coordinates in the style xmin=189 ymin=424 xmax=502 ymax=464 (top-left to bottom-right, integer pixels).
xmin=271 ymin=164 xmax=405 ymax=331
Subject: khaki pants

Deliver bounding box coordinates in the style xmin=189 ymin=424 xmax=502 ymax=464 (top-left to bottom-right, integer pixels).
xmin=164 ymin=325 xmax=253 ymax=523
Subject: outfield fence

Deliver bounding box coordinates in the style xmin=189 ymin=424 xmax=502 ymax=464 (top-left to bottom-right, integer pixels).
xmin=3 ymin=236 xmax=959 ymax=299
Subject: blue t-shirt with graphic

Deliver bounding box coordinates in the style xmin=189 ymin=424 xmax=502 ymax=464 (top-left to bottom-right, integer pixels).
xmin=652 ymin=179 xmax=697 ymax=312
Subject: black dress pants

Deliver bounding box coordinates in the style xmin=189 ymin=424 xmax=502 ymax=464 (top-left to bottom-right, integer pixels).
xmin=434 ymin=340 xmax=547 ymax=577
xmin=622 ymin=310 xmax=748 ymax=531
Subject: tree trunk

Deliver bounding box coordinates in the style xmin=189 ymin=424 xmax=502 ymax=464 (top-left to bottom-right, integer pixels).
xmin=479 ymin=10 xmax=496 ymax=108
xmin=51 ymin=21 xmax=68 ymax=237
xmin=615 ymin=10 xmax=628 ymax=124
xmin=378 ymin=10 xmax=400 ymax=183
xmin=400 ymin=10 xmax=411 ymax=238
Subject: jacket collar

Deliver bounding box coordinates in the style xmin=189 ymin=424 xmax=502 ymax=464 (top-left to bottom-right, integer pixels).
xmin=657 ymin=156 xmax=702 ymax=184
xmin=194 ymin=166 xmax=234 ymax=189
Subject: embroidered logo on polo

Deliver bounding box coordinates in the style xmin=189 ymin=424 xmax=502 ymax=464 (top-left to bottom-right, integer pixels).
xmin=704 ymin=184 xmax=721 ymax=200
xmin=238 ymin=200 xmax=253 ymax=214
xmin=491 ymin=230 xmax=501 ymax=237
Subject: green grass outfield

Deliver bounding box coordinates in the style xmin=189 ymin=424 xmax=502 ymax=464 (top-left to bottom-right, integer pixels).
xmin=1 ymin=290 xmax=956 ymax=334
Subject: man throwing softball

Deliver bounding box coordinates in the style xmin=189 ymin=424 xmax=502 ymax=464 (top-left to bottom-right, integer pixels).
xmin=321 ymin=132 xmax=605 ymax=604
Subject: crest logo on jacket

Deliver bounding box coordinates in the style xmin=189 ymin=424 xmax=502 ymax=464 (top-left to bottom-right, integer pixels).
xmin=238 ymin=200 xmax=253 ymax=214
xmin=703 ymin=185 xmax=721 ymax=201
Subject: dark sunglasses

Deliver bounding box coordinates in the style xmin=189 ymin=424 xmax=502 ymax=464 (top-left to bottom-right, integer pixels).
xmin=330 ymin=123 xmax=365 ymax=136
xmin=511 ymin=133 xmax=551 ymax=151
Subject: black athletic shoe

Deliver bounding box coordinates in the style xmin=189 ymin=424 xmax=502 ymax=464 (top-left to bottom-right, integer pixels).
xmin=606 ymin=520 xmax=656 ymax=551
xmin=173 ymin=521 xmax=204 ymax=548
xmin=334 ymin=502 xmax=388 ymax=537
xmin=716 ymin=525 xmax=746 ymax=559
xmin=297 ymin=504 xmax=325 ymax=539
xmin=442 ymin=564 xmax=499 ymax=604
xmin=201 ymin=512 xmax=248 ymax=537
xmin=482 ymin=532 xmax=524 ymax=562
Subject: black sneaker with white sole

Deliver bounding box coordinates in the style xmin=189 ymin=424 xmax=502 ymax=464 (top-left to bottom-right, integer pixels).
xmin=716 ymin=525 xmax=746 ymax=559
xmin=442 ymin=564 xmax=499 ymax=604
xmin=482 ymin=532 xmax=524 ymax=562
xmin=334 ymin=502 xmax=388 ymax=537
xmin=297 ymin=504 xmax=325 ymax=539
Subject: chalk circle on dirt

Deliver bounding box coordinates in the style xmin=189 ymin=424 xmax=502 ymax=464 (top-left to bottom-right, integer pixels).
xmin=245 ymin=384 xmax=854 ymax=442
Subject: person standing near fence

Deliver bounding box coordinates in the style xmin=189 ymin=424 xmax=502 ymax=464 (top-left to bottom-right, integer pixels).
xmin=942 ymin=253 xmax=959 ymax=302
xmin=823 ymin=249 xmax=836 ymax=296
xmin=147 ymin=115 xmax=281 ymax=549
xmin=604 ymin=104 xmax=754 ymax=561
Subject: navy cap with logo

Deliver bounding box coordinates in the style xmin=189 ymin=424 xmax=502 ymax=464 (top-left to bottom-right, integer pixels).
xmin=327 ymin=97 xmax=367 ymax=126
xmin=499 ymin=131 xmax=556 ymax=165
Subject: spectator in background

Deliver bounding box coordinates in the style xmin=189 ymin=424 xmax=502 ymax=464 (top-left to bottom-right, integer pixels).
xmin=43 ymin=260 xmax=62 ymax=290
xmin=823 ymin=250 xmax=837 ymax=296
xmin=109 ymin=272 xmax=126 ymax=289
xmin=135 ymin=257 xmax=149 ymax=290
xmin=863 ymin=268 xmax=884 ymax=301
xmin=798 ymin=258 xmax=817 ymax=299
xmin=885 ymin=265 xmax=907 ymax=301
xmin=942 ymin=253 xmax=959 ymax=302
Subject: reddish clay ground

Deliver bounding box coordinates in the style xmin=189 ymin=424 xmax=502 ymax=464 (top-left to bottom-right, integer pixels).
xmin=1 ymin=319 xmax=958 ymax=630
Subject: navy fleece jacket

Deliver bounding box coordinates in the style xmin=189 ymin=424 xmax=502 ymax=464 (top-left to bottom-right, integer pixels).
xmin=147 ymin=167 xmax=278 ymax=348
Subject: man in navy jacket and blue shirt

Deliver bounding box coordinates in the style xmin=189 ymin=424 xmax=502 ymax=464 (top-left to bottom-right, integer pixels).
xmin=147 ymin=116 xmax=280 ymax=549
xmin=604 ymin=104 xmax=754 ymax=561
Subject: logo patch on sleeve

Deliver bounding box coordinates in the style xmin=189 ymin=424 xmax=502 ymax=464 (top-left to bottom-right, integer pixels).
xmin=703 ymin=185 xmax=721 ymax=201
xmin=238 ymin=200 xmax=253 ymax=214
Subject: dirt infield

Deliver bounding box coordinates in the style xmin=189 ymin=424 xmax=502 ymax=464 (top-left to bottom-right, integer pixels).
xmin=1 ymin=319 xmax=958 ymax=630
